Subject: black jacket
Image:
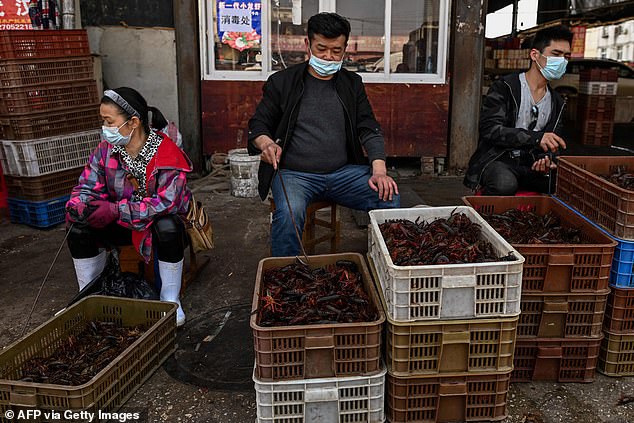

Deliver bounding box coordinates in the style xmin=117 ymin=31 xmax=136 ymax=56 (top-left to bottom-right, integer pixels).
xmin=247 ymin=62 xmax=383 ymax=200
xmin=463 ymin=72 xmax=566 ymax=190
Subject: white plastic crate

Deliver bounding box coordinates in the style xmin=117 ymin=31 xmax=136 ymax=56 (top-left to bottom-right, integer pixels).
xmin=0 ymin=129 xmax=100 ymax=177
xmin=254 ymin=365 xmax=386 ymax=423
xmin=368 ymin=206 xmax=524 ymax=322
xmin=579 ymin=81 xmax=618 ymax=96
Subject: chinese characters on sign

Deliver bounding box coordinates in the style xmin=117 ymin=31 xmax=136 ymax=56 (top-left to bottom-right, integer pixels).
xmin=0 ymin=0 xmax=30 ymax=30
xmin=217 ymin=1 xmax=262 ymax=51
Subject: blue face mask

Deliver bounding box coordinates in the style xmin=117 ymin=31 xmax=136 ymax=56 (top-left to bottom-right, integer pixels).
xmin=537 ymin=54 xmax=568 ymax=81
xmin=102 ymin=120 xmax=133 ymax=146
xmin=309 ymin=54 xmax=343 ymax=77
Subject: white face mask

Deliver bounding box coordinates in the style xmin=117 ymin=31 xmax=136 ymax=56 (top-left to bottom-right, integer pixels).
xmin=102 ymin=120 xmax=133 ymax=146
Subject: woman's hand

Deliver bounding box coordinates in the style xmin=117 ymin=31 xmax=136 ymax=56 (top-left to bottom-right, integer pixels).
xmin=87 ymin=200 xmax=119 ymax=228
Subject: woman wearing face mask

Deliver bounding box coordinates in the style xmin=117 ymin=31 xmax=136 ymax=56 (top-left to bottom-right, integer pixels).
xmin=65 ymin=87 xmax=192 ymax=326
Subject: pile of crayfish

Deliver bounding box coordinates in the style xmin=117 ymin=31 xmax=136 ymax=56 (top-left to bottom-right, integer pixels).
xmin=482 ymin=209 xmax=584 ymax=244
xmin=379 ymin=212 xmax=514 ymax=266
xmin=257 ymin=261 xmax=378 ymax=327
xmin=17 ymin=321 xmax=145 ymax=386
xmin=603 ymin=166 xmax=634 ymax=191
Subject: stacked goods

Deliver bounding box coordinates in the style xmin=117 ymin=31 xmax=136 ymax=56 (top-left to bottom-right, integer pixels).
xmin=577 ymin=68 xmax=617 ymax=146
xmin=493 ymin=49 xmax=531 ymax=70
xmin=554 ymin=156 xmax=634 ymax=376
xmin=0 ymin=297 xmax=177 ymax=417
xmin=251 ymin=253 xmax=387 ymax=422
xmin=0 ymin=30 xmax=100 ymax=228
xmin=368 ymin=206 xmax=523 ymax=422
xmin=464 ymin=196 xmax=616 ymax=383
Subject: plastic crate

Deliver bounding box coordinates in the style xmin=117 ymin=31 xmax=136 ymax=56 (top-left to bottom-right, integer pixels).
xmin=576 ymin=94 xmax=616 ymax=122
xmin=555 ymin=156 xmax=634 ymax=240
xmin=0 ymin=129 xmax=100 ymax=177
xmin=368 ymin=207 xmax=523 ymax=322
xmin=386 ymin=372 xmax=511 ymax=423
xmin=251 ymin=253 xmax=385 ymax=381
xmin=4 ymin=167 xmax=81 ymax=201
xmin=0 ymin=104 xmax=100 ymax=140
xmin=0 ymin=30 xmax=90 ymax=60
xmin=517 ymin=290 xmax=609 ymax=338
xmin=512 ymin=337 xmax=602 ymax=382
xmin=603 ymin=286 xmax=634 ymax=333
xmin=579 ymin=121 xmax=613 ymax=147
xmin=254 ymin=365 xmax=386 ymax=423
xmin=463 ymin=196 xmax=615 ymax=293
xmin=7 ymin=195 xmax=68 ymax=228
xmin=0 ymin=80 xmax=98 ymax=115
xmin=580 ymin=68 xmax=618 ymax=82
xmin=0 ymin=56 xmax=94 ymax=88
xmin=579 ymin=81 xmax=618 ymax=96
xmin=0 ymin=296 xmax=176 ymax=415
xmin=598 ymin=330 xmax=634 ymax=377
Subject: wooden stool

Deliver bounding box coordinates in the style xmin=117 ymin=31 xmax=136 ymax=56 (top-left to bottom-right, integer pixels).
xmin=119 ymin=234 xmax=208 ymax=294
xmin=269 ymin=198 xmax=340 ymax=254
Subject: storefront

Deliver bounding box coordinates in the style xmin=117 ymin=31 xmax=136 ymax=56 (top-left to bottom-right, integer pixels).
xmin=198 ymin=0 xmax=451 ymax=158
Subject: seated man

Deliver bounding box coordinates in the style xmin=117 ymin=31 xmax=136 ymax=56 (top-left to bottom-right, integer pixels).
xmin=464 ymin=26 xmax=572 ymax=195
xmin=247 ymin=12 xmax=400 ymax=257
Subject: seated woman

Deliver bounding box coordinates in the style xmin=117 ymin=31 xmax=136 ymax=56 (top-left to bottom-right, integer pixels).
xmin=65 ymin=87 xmax=192 ymax=326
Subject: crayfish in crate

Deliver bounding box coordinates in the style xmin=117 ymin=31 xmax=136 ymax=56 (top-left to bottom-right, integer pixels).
xmin=482 ymin=209 xmax=585 ymax=244
xmin=256 ymin=260 xmax=378 ymax=327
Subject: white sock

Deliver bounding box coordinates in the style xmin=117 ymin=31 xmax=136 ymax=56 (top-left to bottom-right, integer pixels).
xmin=158 ymin=259 xmax=185 ymax=326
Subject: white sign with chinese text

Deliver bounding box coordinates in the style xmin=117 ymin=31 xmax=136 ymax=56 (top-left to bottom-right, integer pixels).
xmin=218 ymin=7 xmax=252 ymax=33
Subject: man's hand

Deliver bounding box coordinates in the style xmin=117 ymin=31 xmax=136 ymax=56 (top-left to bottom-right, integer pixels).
xmin=532 ymin=156 xmax=557 ymax=174
xmin=539 ymin=132 xmax=566 ymax=153
xmin=368 ymin=160 xmax=398 ymax=202
xmin=255 ymin=135 xmax=282 ymax=170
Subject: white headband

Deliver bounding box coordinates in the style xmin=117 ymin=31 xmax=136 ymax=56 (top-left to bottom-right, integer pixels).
xmin=104 ymin=89 xmax=141 ymax=118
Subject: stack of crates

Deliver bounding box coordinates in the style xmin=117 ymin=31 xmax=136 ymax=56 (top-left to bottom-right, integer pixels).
xmin=250 ymin=253 xmax=387 ymax=423
xmin=576 ymin=68 xmax=618 ymax=147
xmin=0 ymin=30 xmax=101 ymax=228
xmin=463 ymin=196 xmax=616 ymax=383
xmin=367 ymin=206 xmax=524 ymax=423
xmin=555 ymin=156 xmax=634 ymax=377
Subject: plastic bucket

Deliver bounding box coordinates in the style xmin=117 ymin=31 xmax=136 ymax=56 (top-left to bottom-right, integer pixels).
xmin=228 ymin=148 xmax=259 ymax=198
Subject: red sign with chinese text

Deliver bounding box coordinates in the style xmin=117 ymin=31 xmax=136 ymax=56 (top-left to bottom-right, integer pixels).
xmin=571 ymin=26 xmax=586 ymax=58
xmin=0 ymin=1 xmax=31 ymax=30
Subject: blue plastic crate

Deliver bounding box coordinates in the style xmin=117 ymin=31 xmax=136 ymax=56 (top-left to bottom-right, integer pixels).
xmin=554 ymin=196 xmax=634 ymax=288
xmin=7 ymin=195 xmax=68 ymax=228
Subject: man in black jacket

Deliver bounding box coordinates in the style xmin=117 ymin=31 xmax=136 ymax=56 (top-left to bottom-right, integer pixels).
xmin=248 ymin=12 xmax=399 ymax=257
xmin=464 ymin=26 xmax=572 ymax=195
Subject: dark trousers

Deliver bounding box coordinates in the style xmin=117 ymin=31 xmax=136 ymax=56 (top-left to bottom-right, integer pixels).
xmin=67 ymin=215 xmax=186 ymax=263
xmin=480 ymin=155 xmax=555 ymax=196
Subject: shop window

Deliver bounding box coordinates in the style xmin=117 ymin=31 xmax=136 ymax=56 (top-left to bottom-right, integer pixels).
xmin=200 ymin=0 xmax=449 ymax=83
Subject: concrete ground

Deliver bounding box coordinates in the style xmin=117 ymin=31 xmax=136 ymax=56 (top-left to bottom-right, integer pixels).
xmin=1 ymin=171 xmax=633 ymax=423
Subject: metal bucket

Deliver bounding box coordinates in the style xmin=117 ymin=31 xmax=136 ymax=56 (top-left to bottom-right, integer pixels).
xmin=228 ymin=148 xmax=259 ymax=198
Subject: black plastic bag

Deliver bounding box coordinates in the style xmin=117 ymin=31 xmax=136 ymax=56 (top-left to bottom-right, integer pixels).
xmin=67 ymin=249 xmax=159 ymax=307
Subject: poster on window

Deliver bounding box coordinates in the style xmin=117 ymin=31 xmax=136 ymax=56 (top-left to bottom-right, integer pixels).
xmin=217 ymin=1 xmax=261 ymax=51
xmin=0 ymin=0 xmax=31 ymax=30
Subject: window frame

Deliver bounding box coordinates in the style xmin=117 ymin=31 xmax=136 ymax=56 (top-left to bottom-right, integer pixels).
xmin=199 ymin=0 xmax=450 ymax=83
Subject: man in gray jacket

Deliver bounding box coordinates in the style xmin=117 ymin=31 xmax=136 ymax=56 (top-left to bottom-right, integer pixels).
xmin=464 ymin=26 xmax=572 ymax=195
xmin=248 ymin=12 xmax=399 ymax=256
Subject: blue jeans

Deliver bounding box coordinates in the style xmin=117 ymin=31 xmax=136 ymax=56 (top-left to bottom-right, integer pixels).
xmin=270 ymin=164 xmax=400 ymax=256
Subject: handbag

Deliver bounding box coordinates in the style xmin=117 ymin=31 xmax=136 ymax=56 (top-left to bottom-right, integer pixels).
xmin=183 ymin=196 xmax=214 ymax=253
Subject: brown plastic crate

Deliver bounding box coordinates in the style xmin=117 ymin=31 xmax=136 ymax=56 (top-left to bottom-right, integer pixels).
xmin=577 ymin=94 xmax=616 ymax=122
xmin=0 ymin=30 xmax=90 ymax=60
xmin=598 ymin=330 xmax=634 ymax=376
xmin=0 ymin=296 xmax=176 ymax=415
xmin=0 ymin=80 xmax=98 ymax=115
xmin=556 ymin=156 xmax=634 ymax=240
xmin=0 ymin=104 xmax=100 ymax=140
xmin=579 ymin=121 xmax=613 ymax=147
xmin=0 ymin=56 xmax=94 ymax=88
xmin=386 ymin=372 xmax=511 ymax=423
xmin=512 ymin=337 xmax=602 ymax=382
xmin=603 ymin=286 xmax=634 ymax=333
xmin=4 ymin=167 xmax=81 ymax=201
xmin=518 ymin=290 xmax=609 ymax=338
xmin=463 ymin=196 xmax=616 ymax=293
xmin=251 ymin=253 xmax=385 ymax=381
xmin=580 ymin=68 xmax=618 ymax=82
